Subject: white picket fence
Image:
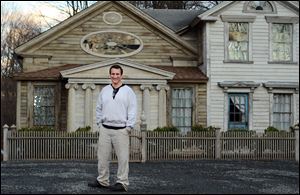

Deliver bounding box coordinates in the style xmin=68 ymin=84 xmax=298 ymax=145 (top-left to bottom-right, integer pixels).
xmin=2 ymin=126 xmax=142 ymax=162
xmin=144 ymin=130 xmax=298 ymax=161
xmin=2 ymin=125 xmax=299 ymax=162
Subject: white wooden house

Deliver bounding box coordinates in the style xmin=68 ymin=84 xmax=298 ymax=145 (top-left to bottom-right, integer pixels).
xmin=191 ymin=1 xmax=299 ymax=131
xmin=14 ymin=1 xmax=298 ymax=133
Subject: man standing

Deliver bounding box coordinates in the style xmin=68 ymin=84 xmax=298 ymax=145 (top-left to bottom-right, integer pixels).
xmin=88 ymin=65 xmax=137 ymax=192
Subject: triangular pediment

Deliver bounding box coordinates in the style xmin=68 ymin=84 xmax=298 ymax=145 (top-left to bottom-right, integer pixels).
xmin=60 ymin=58 xmax=175 ymax=81
xmin=191 ymin=1 xmax=299 ymax=26
xmin=15 ymin=1 xmax=197 ymax=56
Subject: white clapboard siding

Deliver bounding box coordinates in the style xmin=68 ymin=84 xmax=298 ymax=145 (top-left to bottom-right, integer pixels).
xmin=206 ymin=1 xmax=299 ymax=132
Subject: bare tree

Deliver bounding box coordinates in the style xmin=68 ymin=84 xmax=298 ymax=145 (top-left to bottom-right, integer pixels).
xmin=66 ymin=1 xmax=91 ymax=15
xmin=37 ymin=1 xmax=96 ymax=29
xmin=128 ymin=1 xmax=222 ymax=10
xmin=1 ymin=3 xmax=42 ymax=77
xmin=37 ymin=1 xmax=221 ymax=29
xmin=1 ymin=2 xmax=42 ymax=129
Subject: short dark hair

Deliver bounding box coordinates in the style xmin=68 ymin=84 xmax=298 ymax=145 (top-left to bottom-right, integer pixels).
xmin=109 ymin=65 xmax=123 ymax=75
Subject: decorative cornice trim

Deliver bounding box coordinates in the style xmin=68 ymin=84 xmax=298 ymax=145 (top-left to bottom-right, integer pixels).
xmin=218 ymin=81 xmax=260 ymax=89
xmin=60 ymin=58 xmax=176 ymax=80
xmin=263 ymin=81 xmax=299 ymax=90
xmin=265 ymin=16 xmax=299 ymax=24
xmin=221 ymin=15 xmax=256 ymax=22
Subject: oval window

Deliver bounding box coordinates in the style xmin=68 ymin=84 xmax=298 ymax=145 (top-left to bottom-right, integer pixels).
xmin=103 ymin=12 xmax=122 ymax=25
xmin=81 ymin=30 xmax=143 ymax=58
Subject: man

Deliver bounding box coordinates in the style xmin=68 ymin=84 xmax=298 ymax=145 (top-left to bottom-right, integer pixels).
xmin=88 ymin=65 xmax=137 ymax=192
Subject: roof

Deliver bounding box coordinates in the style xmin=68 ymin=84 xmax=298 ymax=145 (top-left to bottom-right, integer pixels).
xmin=14 ymin=64 xmax=208 ymax=83
xmin=13 ymin=64 xmax=81 ymax=81
xmin=143 ymin=9 xmax=204 ymax=32
xmin=151 ymin=66 xmax=208 ymax=83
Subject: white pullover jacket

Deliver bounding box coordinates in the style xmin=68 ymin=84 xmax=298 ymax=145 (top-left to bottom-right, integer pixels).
xmin=96 ymin=84 xmax=137 ymax=128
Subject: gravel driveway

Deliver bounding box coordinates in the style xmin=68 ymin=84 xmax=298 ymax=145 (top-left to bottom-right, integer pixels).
xmin=1 ymin=160 xmax=299 ymax=194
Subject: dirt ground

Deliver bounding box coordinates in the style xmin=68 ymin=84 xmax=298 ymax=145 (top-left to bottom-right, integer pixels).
xmin=1 ymin=160 xmax=299 ymax=194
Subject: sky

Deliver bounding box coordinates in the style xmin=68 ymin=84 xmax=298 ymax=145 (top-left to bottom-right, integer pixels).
xmin=1 ymin=1 xmax=69 ymax=29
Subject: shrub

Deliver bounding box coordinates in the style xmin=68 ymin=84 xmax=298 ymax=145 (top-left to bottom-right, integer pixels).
xmin=289 ymin=123 xmax=299 ymax=133
xmin=191 ymin=125 xmax=218 ymax=132
xmin=152 ymin=126 xmax=180 ymax=132
xmin=264 ymin=126 xmax=279 ymax=133
xmin=18 ymin=126 xmax=55 ymax=131
xmin=75 ymin=126 xmax=91 ymax=132
xmin=191 ymin=125 xmax=206 ymax=131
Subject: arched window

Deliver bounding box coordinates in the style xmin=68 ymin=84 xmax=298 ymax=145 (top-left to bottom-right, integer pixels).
xmin=243 ymin=1 xmax=276 ymax=13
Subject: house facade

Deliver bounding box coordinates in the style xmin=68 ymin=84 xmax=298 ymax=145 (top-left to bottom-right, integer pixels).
xmin=14 ymin=1 xmax=207 ymax=133
xmin=192 ymin=1 xmax=299 ymax=131
xmin=14 ymin=1 xmax=299 ymax=133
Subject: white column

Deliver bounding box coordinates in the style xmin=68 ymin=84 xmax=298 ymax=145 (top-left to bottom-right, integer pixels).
xmin=156 ymin=84 xmax=169 ymax=127
xmin=140 ymin=84 xmax=153 ymax=128
xmin=65 ymin=83 xmax=78 ymax=132
xmin=82 ymin=83 xmax=96 ymax=128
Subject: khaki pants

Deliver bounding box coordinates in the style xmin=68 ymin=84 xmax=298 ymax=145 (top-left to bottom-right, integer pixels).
xmin=96 ymin=126 xmax=130 ymax=187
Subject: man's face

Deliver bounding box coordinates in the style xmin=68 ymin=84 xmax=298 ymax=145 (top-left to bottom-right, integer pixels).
xmin=110 ymin=68 xmax=123 ymax=85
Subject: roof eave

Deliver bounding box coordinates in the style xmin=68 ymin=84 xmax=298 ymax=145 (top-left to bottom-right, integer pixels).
xmin=169 ymin=79 xmax=208 ymax=84
xmin=13 ymin=77 xmax=61 ymax=81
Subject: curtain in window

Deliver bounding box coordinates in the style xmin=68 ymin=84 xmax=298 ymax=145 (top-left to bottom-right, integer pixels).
xmin=273 ymin=94 xmax=291 ymax=130
xmin=228 ymin=22 xmax=249 ymax=61
xmin=272 ymin=23 xmax=292 ymax=61
xmin=33 ymin=86 xmax=55 ymax=126
xmin=172 ymin=88 xmax=192 ymax=133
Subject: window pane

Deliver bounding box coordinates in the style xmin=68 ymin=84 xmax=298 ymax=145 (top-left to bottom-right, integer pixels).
xmin=228 ymin=23 xmax=249 ymax=61
xmin=272 ymin=23 xmax=292 ymax=61
xmin=273 ymin=94 xmax=291 ymax=131
xmin=33 ymin=86 xmax=55 ymax=126
xmin=172 ymin=88 xmax=192 ymax=133
xmin=228 ymin=94 xmax=248 ymax=129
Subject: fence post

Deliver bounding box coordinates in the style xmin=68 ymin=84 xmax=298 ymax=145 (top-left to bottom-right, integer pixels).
xmin=215 ymin=128 xmax=221 ymax=159
xmin=10 ymin=124 xmax=16 ymax=131
xmin=140 ymin=111 xmax=147 ymax=162
xmin=141 ymin=131 xmax=146 ymax=163
xmin=3 ymin=124 xmax=9 ymax=161
xmin=294 ymin=126 xmax=299 ymax=163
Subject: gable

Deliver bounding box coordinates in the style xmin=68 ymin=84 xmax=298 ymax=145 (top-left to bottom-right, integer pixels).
xmin=191 ymin=1 xmax=299 ymax=26
xmin=15 ymin=1 xmax=197 ymax=58
xmin=220 ymin=1 xmax=299 ymax=16
xmin=60 ymin=58 xmax=175 ymax=81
